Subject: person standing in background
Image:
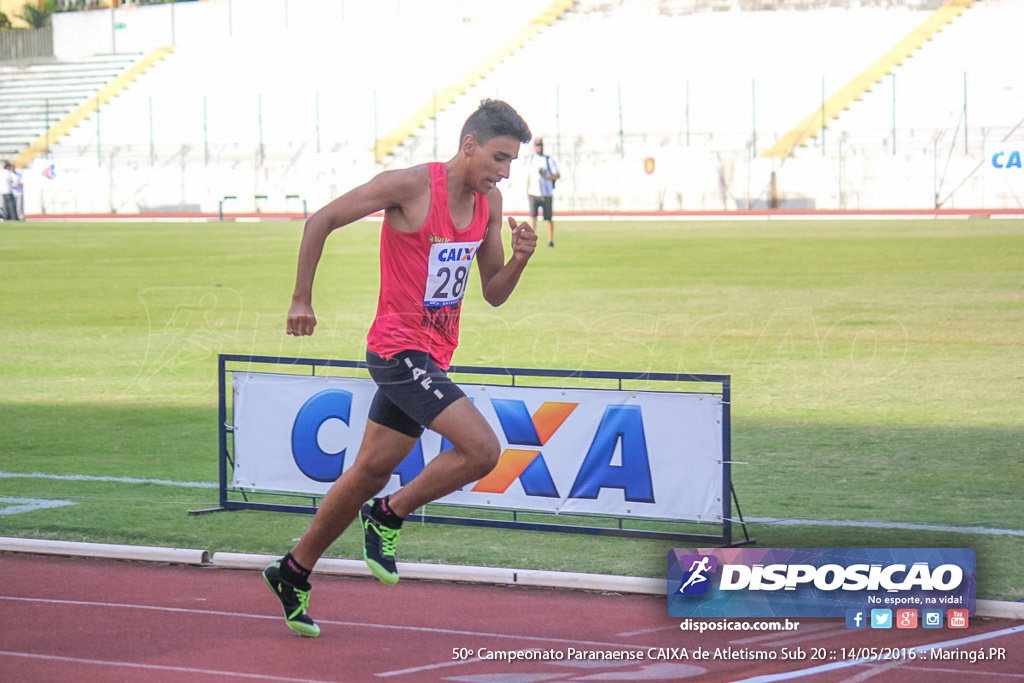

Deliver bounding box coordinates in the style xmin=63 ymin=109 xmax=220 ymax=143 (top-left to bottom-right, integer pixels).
xmin=1 ymin=162 xmax=16 ymax=221
xmin=9 ymin=163 xmax=24 ymax=220
xmin=525 ymin=138 xmax=560 ymax=247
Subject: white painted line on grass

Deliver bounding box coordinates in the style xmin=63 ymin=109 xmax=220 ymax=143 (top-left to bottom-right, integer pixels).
xmin=0 ymin=497 xmax=76 ymax=515
xmin=7 ymin=471 xmax=1022 ymax=538
xmin=0 ymin=470 xmax=217 ymax=488
xmin=748 ymin=517 xmax=1024 ymax=537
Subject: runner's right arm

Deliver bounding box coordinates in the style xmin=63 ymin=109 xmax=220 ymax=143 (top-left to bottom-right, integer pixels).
xmin=287 ymin=168 xmax=427 ymax=336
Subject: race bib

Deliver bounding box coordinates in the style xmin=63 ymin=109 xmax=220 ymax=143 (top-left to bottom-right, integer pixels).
xmin=423 ymin=240 xmax=482 ymax=308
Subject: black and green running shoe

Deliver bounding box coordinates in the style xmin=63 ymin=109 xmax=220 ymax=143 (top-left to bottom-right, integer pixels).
xmin=263 ymin=561 xmax=320 ymax=637
xmin=360 ymin=500 xmax=401 ymax=586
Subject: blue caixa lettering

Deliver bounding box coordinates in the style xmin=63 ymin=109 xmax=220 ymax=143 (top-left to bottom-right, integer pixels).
xmin=290 ymin=393 xmax=655 ymax=502
xmin=991 ymin=150 xmax=1022 ymax=169
xmin=437 ymin=247 xmax=476 ymax=262
xmin=291 ymin=389 xmax=353 ymax=482
xmin=569 ymin=405 xmax=655 ymax=503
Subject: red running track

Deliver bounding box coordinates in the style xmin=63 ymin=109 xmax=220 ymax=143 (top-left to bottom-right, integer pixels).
xmin=1 ymin=553 xmax=1022 ymax=682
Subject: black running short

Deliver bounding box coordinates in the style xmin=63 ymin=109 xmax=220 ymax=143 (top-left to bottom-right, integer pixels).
xmin=365 ymin=349 xmax=465 ymax=438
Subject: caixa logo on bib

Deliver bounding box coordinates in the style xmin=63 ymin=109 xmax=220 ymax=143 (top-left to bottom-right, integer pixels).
xmin=667 ymin=548 xmax=976 ymax=618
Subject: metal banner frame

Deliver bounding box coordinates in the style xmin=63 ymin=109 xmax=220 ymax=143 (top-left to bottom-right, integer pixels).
xmin=212 ymin=354 xmax=753 ymax=547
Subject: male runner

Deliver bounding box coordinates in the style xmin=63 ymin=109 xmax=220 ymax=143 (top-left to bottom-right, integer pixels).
xmin=264 ymin=100 xmax=535 ymax=637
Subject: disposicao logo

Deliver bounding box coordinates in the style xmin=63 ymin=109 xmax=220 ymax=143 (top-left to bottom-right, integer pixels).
xmin=667 ymin=548 xmax=976 ymax=619
xmin=675 ymin=555 xmax=718 ymax=596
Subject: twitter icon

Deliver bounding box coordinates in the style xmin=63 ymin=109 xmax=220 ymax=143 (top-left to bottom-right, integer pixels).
xmin=871 ymin=609 xmax=893 ymax=629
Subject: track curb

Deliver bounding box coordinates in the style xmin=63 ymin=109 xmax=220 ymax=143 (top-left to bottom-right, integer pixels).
xmin=3 ymin=537 xmax=1022 ymax=619
xmin=0 ymin=537 xmax=210 ymax=566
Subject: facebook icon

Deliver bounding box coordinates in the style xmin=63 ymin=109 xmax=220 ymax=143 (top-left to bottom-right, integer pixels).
xmin=845 ymin=609 xmax=867 ymax=629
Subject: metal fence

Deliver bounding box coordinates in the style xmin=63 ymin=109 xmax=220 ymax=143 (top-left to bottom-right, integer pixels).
xmin=0 ymin=27 xmax=52 ymax=62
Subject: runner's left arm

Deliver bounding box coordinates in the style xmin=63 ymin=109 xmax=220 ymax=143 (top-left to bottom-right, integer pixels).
xmin=476 ymin=189 xmax=537 ymax=307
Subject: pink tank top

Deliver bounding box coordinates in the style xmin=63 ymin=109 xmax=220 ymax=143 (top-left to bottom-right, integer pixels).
xmin=366 ymin=163 xmax=489 ymax=369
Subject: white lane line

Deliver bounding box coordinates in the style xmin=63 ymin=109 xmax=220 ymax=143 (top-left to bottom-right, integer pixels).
xmin=889 ymin=664 xmax=1024 ymax=679
xmin=374 ymin=656 xmax=486 ymax=679
xmin=731 ymin=622 xmax=843 ymax=646
xmin=616 ymin=625 xmax=679 ymax=637
xmin=0 ymin=651 xmax=337 ymax=683
xmin=730 ymin=624 xmax=1024 ymax=683
xmin=3 ymin=594 xmax=673 ymax=680
xmin=0 ymin=595 xmax=654 ymax=650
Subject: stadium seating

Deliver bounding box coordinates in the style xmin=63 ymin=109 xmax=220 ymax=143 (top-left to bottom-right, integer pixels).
xmin=764 ymin=0 xmax=974 ymax=158
xmin=0 ymin=53 xmax=142 ymax=162
xmin=821 ymin=0 xmax=1023 ymax=139
xmin=6 ymin=0 xmax=1021 ymax=213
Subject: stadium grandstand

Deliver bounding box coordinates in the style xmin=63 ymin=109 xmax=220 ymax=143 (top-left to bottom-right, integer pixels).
xmin=0 ymin=0 xmax=1020 ymax=216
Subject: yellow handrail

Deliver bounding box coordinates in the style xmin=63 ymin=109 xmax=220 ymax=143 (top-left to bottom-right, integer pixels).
xmin=763 ymin=0 xmax=973 ymax=159
xmin=14 ymin=45 xmax=175 ymax=168
xmin=373 ymin=1 xmax=577 ymax=163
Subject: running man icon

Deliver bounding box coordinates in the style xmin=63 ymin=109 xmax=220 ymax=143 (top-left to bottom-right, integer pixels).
xmin=678 ymin=556 xmax=712 ymax=593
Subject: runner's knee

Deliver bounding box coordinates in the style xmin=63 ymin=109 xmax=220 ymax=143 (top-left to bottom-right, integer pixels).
xmin=346 ymin=460 xmax=394 ymax=497
xmin=458 ymin=431 xmax=501 ymax=478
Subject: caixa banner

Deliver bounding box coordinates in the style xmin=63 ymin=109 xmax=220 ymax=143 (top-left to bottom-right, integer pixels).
xmin=668 ymin=548 xmax=976 ymax=618
xmin=230 ymin=371 xmax=725 ymax=522
xmin=986 ymin=143 xmax=1023 ymax=197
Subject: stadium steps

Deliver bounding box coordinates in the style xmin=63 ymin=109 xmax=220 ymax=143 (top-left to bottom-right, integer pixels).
xmin=762 ymin=0 xmax=974 ymax=160
xmin=0 ymin=54 xmax=141 ymax=157
xmin=8 ymin=46 xmax=174 ymax=168
xmin=372 ymin=0 xmax=577 ymax=163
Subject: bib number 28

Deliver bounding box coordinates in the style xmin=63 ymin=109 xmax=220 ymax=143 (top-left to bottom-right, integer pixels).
xmin=424 ymin=241 xmax=481 ymax=308
xmin=431 ymin=265 xmax=468 ymax=301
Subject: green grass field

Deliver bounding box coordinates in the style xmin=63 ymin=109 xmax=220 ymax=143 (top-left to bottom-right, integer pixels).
xmin=1 ymin=217 xmax=1022 ymax=600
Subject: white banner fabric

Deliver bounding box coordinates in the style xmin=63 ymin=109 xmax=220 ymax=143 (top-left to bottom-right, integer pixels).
xmin=231 ymin=372 xmax=724 ymax=523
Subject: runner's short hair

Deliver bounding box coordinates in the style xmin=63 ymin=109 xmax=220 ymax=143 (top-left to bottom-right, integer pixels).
xmin=460 ymin=99 xmax=531 ymax=147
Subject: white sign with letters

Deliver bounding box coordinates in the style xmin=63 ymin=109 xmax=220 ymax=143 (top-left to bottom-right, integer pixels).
xmin=231 ymin=372 xmax=725 ymax=523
